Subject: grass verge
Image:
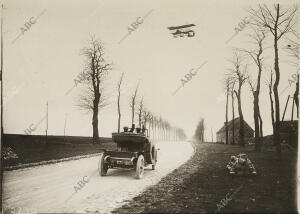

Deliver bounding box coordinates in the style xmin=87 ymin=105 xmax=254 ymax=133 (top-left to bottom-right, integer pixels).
xmin=113 ymin=142 xmax=297 ymax=213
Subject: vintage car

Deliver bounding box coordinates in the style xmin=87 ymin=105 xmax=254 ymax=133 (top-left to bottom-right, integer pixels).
xmin=226 ymin=153 xmax=257 ymax=175
xmin=98 ymin=125 xmax=158 ymax=179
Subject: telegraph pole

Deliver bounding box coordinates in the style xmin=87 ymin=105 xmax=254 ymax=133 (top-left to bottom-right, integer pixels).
xmin=64 ymin=113 xmax=67 ymax=142
xmin=45 ymin=101 xmax=48 ymax=143
xmin=0 ymin=6 xmax=3 ymax=210
xmin=1 ymin=4 xmax=3 ymax=141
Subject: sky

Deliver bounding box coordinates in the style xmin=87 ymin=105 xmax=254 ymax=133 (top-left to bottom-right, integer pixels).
xmin=2 ymin=0 xmax=299 ymax=139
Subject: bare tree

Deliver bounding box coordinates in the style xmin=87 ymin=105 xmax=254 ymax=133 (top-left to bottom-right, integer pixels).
xmin=158 ymin=116 xmax=163 ymax=140
xmin=152 ymin=115 xmax=157 ymax=139
xmin=77 ymin=38 xmax=112 ymax=144
xmin=130 ymin=83 xmax=139 ymax=126
xmin=230 ymin=80 xmax=236 ymax=145
xmin=240 ymin=28 xmax=266 ymax=151
xmin=161 ymin=120 xmax=166 ymax=140
xmin=194 ymin=118 xmax=205 ymax=142
xmin=224 ymin=78 xmax=230 ymax=145
xmin=248 ymin=76 xmax=263 ymax=146
xmin=164 ymin=121 xmax=171 ymax=140
xmin=117 ymin=72 xmax=124 ymax=133
xmin=249 ymin=4 xmax=298 ymax=154
xmin=177 ymin=128 xmax=187 ymax=140
xmin=161 ymin=119 xmax=166 ymax=140
xmin=293 ymin=75 xmax=299 ymax=118
xmin=148 ymin=111 xmax=153 ymax=138
xmin=258 ymin=110 xmax=263 ymax=137
xmin=229 ymin=52 xmax=247 ymax=147
xmin=137 ymin=97 xmax=144 ymax=128
xmin=266 ymin=69 xmax=276 ymax=136
xmin=142 ymin=109 xmax=150 ymax=130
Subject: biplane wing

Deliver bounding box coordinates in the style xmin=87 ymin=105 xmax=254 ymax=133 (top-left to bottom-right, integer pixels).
xmin=168 ymin=24 xmax=195 ymax=30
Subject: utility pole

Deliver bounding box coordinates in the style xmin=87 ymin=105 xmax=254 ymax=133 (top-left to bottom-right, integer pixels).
xmin=1 ymin=4 xmax=4 ymax=141
xmin=291 ymin=97 xmax=295 ymax=121
xmin=0 ymin=5 xmax=3 ymax=203
xmin=64 ymin=113 xmax=67 ymax=142
xmin=211 ymin=127 xmax=213 ymax=143
xmin=282 ymin=95 xmax=290 ymax=121
xmin=45 ymin=101 xmax=48 ymax=143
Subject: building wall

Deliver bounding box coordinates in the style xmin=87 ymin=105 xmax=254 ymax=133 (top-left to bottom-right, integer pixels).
xmin=216 ymin=126 xmax=254 ymax=144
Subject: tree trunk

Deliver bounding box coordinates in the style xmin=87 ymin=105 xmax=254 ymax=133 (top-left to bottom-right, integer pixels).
xmin=254 ymin=56 xmax=263 ymax=151
xmin=149 ymin=121 xmax=151 ymax=137
xmin=231 ymin=92 xmax=235 ymax=145
xmin=117 ymin=92 xmax=121 ymax=133
xmin=235 ymin=89 xmax=244 ymax=147
xmin=273 ymin=34 xmax=281 ymax=154
xmin=269 ymin=77 xmax=276 ymax=139
xmin=144 ymin=116 xmax=147 ymax=130
xmin=258 ymin=111 xmax=263 ymax=137
xmin=225 ymin=91 xmax=229 ymax=145
xmin=254 ymin=92 xmax=260 ymax=151
xmin=294 ymin=76 xmax=299 ymax=118
xmin=131 ymin=105 xmax=135 ymax=126
xmin=92 ymin=98 xmax=100 ymax=144
xmin=138 ymin=111 xmax=142 ymax=128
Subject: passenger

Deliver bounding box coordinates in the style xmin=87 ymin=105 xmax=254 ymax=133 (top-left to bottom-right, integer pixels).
xmin=130 ymin=124 xmax=135 ymax=132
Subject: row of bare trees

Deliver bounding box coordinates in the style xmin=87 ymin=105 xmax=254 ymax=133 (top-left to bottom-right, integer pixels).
xmin=75 ymin=38 xmax=186 ymax=143
xmin=117 ymin=74 xmax=186 ymax=141
xmin=75 ymin=36 xmax=187 ymax=143
xmin=194 ymin=118 xmax=205 ymax=142
xmin=145 ymin=114 xmax=186 ymax=141
xmin=223 ymin=4 xmax=298 ymax=154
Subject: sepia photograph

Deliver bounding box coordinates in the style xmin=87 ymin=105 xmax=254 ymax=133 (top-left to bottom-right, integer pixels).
xmin=0 ymin=0 xmax=299 ymax=213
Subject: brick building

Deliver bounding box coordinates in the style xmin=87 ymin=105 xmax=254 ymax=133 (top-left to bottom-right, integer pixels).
xmin=216 ymin=117 xmax=254 ymax=144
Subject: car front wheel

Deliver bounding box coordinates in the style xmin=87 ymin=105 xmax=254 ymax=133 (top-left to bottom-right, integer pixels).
xmin=135 ymin=155 xmax=145 ymax=179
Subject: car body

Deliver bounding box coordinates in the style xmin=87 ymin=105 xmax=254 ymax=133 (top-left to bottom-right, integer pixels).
xmin=98 ymin=125 xmax=158 ymax=179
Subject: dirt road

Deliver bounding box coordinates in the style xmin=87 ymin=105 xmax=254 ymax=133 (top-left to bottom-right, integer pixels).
xmin=3 ymin=141 xmax=194 ymax=214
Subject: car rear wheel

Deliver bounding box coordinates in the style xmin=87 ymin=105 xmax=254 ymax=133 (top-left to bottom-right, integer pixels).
xmin=98 ymin=153 xmax=108 ymax=176
xmin=135 ymin=155 xmax=145 ymax=179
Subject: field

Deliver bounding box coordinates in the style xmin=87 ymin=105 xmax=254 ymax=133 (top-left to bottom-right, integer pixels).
xmin=3 ymin=134 xmax=116 ymax=168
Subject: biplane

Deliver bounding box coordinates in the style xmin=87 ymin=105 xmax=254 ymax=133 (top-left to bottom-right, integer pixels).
xmin=168 ymin=24 xmax=195 ymax=38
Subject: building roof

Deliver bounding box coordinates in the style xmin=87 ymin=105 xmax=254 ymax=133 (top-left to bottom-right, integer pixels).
xmin=216 ymin=117 xmax=253 ymax=134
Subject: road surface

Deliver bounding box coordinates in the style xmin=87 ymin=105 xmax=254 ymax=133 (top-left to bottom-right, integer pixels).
xmin=3 ymin=141 xmax=194 ymax=214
